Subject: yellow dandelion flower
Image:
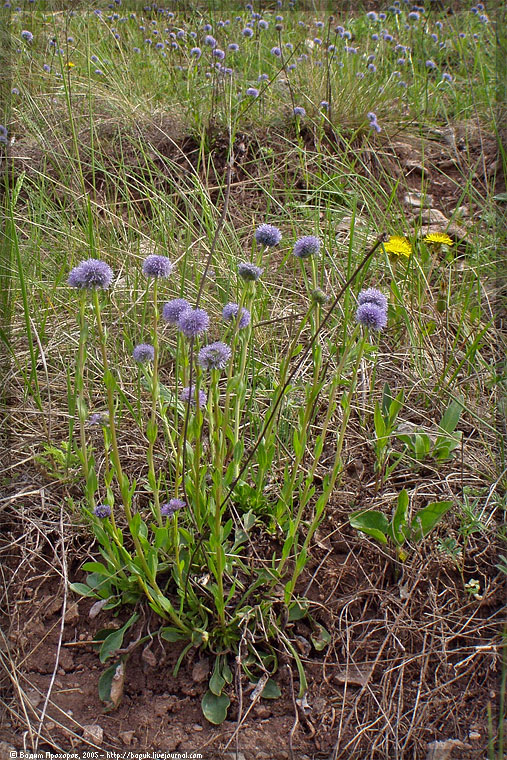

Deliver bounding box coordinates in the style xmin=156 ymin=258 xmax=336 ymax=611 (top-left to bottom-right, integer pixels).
xmin=67 ymin=61 xmax=75 ymax=68
xmin=424 ymin=232 xmax=453 ymax=246
xmin=383 ymin=235 xmax=412 ymax=257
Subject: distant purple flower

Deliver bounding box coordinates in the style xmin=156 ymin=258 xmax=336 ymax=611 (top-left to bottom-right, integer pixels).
xmin=68 ymin=259 xmax=113 ymax=290
xmin=21 ymin=30 xmax=33 ymax=42
xmin=425 ymin=59 xmax=436 ymax=69
xmin=293 ymin=236 xmax=321 ymax=259
xmin=160 ymin=498 xmax=185 ymax=517
xmin=408 ymin=11 xmax=419 ymax=21
xmin=203 ymin=23 xmax=212 ymax=32
xmin=369 ymin=120 xmax=381 ymax=133
xmin=246 ymin=87 xmax=259 ymax=97
xmin=43 ymin=63 xmax=51 ymax=72
xmin=11 ymin=87 xmax=19 ymax=95
xmin=358 ymin=288 xmax=387 ymax=311
xmin=190 ymin=47 xmax=201 ymax=58
xmin=228 ymin=43 xmax=240 ymax=51
xmin=94 ymin=504 xmax=111 ymax=518
xmin=180 ymin=386 xmax=207 ymax=408
xmin=198 ymin=341 xmax=232 ymax=370
xmin=368 ymin=63 xmax=377 ymax=72
xmin=270 ymin=46 xmax=281 ymax=57
xmin=178 ymin=308 xmax=210 ymax=337
xmin=372 ymin=33 xmax=379 ymax=41
xmin=255 ymin=223 xmax=282 ymax=247
xmin=258 ymin=73 xmax=269 ymax=81
xmin=133 ymin=343 xmax=155 ymax=363
xmin=320 ymin=100 xmax=329 ymax=110
xmin=133 ymin=47 xmax=140 ymax=53
xmin=366 ymin=11 xmax=377 ymax=20
xmin=87 ymin=413 xmax=106 ymax=427
xmin=238 ymin=262 xmax=263 ymax=281
xmin=441 ymin=72 xmax=453 ymax=82
xmin=162 ymin=298 xmax=190 ymax=324
xmin=356 ymin=302 xmax=387 ymax=330
xmin=222 ymin=303 xmax=250 ymax=329
xmin=213 ymin=48 xmax=225 ymax=59
xmin=242 ymin=27 xmax=254 ymax=37
xmin=143 ymin=255 xmax=173 ymax=278
xmin=204 ymin=34 xmax=217 ymax=48
xmin=293 ymin=106 xmax=306 ymax=117
xmin=258 ymin=19 xmax=268 ymax=29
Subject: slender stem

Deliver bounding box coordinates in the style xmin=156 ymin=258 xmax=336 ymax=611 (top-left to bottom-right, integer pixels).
xmin=147 ymin=279 xmax=162 ymax=527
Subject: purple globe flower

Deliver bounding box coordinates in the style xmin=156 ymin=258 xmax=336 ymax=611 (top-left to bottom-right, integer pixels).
xmin=180 ymin=386 xmax=207 ymax=408
xmin=242 ymin=27 xmax=254 ymax=37
xmin=143 ymin=255 xmax=173 ymax=278
xmin=255 ymin=223 xmax=282 ymax=247
xmin=293 ymin=236 xmax=321 ymax=259
xmin=190 ymin=46 xmax=202 ymax=58
xmin=222 ymin=303 xmax=251 ymax=329
xmin=213 ymin=48 xmax=225 ymax=59
xmin=228 ymin=43 xmax=240 ymax=51
xmin=356 ymin=303 xmax=387 ymax=330
xmin=133 ymin=343 xmax=155 ymax=363
xmin=160 ymin=498 xmax=185 ymax=517
xmin=178 ymin=308 xmax=210 ymax=338
xmin=198 ymin=341 xmax=232 ymax=370
xmin=293 ymin=106 xmax=306 ymax=117
xmin=246 ymin=87 xmax=259 ymax=97
xmin=68 ymin=259 xmax=113 ymax=289
xmin=87 ymin=412 xmax=106 ymax=427
xmin=204 ymin=34 xmax=217 ymax=48
xmin=162 ymin=298 xmax=190 ymax=324
xmin=94 ymin=504 xmax=112 ymax=518
xmin=271 ymin=46 xmax=282 ymax=56
xmin=21 ymin=30 xmax=33 ymax=42
xmin=442 ymin=73 xmax=453 ymax=82
xmin=238 ymin=262 xmax=263 ymax=281
xmin=358 ymin=288 xmax=387 ymax=311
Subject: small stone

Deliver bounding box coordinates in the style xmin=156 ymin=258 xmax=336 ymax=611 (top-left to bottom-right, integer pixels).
xmin=119 ymin=730 xmax=135 ymax=746
xmin=193 ymin=724 xmax=203 ymax=731
xmin=404 ymin=191 xmax=432 ymax=208
xmin=26 ymin=689 xmax=41 ymax=707
xmin=82 ymin=725 xmax=103 ymax=745
xmin=254 ymin=705 xmax=271 ymax=718
xmin=469 ymin=730 xmax=481 ymax=741
xmin=192 ymin=658 xmax=209 ymax=683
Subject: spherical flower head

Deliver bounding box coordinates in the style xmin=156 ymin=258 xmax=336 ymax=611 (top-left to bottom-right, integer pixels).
xmin=204 ymin=34 xmax=217 ymax=48
xmin=356 ymin=302 xmax=387 ymax=331
xmin=228 ymin=43 xmax=240 ymax=51
xmin=293 ymin=106 xmax=306 ymax=117
xmin=425 ymin=59 xmax=436 ymax=69
xmin=68 ymin=259 xmax=113 ymax=290
xmin=383 ymin=235 xmax=412 ymax=257
xmin=94 ymin=504 xmax=112 ymax=518
xmin=160 ymin=498 xmax=185 ymax=517
xmin=198 ymin=341 xmax=232 ymax=370
xmin=143 ymin=254 xmax=172 ymax=279
xmin=190 ymin=46 xmax=202 ymax=58
xmin=246 ymin=87 xmax=259 ymax=98
xmin=358 ymin=288 xmax=387 ymax=311
xmin=293 ymin=235 xmax=321 ymax=259
xmin=242 ymin=27 xmax=254 ymax=37
xmin=441 ymin=73 xmax=453 ymax=83
xmin=213 ymin=48 xmax=225 ymax=59
xmin=424 ymin=232 xmax=453 ymax=246
xmin=178 ymin=308 xmax=210 ymax=338
xmin=133 ymin=343 xmax=155 ymax=363
xmin=21 ymin=30 xmax=33 ymax=42
xmin=271 ymin=46 xmax=281 ymax=56
xmin=238 ymin=262 xmax=263 ymax=281
xmin=162 ymin=298 xmax=190 ymax=324
xmin=222 ymin=302 xmax=251 ymax=329
xmin=180 ymin=386 xmax=207 ymax=408
xmin=255 ymin=223 xmax=282 ymax=247
xmin=311 ymin=288 xmax=328 ymax=305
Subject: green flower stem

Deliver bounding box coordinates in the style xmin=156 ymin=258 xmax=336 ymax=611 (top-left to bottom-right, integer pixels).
xmin=282 ymin=333 xmax=367 ymax=594
xmin=208 ymin=369 xmax=226 ymax=627
xmin=147 ymin=279 xmax=162 ymax=527
xmin=91 ymin=289 xmax=187 ymax=632
xmin=76 ymin=294 xmax=92 ymax=504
